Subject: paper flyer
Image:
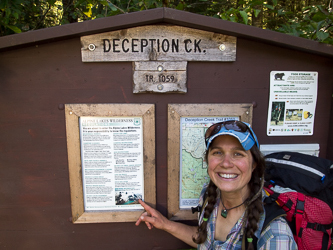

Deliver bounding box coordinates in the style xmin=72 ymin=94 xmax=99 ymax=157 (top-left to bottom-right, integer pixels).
xmin=267 ymin=71 xmax=318 ymax=136
xmin=79 ymin=117 xmax=144 ymax=211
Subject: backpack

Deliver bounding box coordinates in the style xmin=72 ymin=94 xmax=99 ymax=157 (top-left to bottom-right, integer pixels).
xmin=264 ymin=151 xmax=333 ymax=250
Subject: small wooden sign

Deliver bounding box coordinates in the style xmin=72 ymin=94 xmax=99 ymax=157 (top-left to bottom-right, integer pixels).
xmin=81 ymin=25 xmax=236 ymax=62
xmin=133 ymin=61 xmax=187 ymax=93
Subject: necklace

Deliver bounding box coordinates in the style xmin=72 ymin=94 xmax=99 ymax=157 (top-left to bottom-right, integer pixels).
xmin=220 ymin=198 xmax=247 ymax=218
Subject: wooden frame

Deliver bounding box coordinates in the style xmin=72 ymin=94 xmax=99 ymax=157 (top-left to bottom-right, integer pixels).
xmin=167 ymin=103 xmax=253 ymax=220
xmin=65 ymin=103 xmax=155 ymax=223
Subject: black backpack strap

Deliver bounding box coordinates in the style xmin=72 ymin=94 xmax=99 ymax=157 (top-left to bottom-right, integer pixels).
xmin=305 ymin=222 xmax=333 ymax=250
xmin=244 ymin=198 xmax=286 ymax=250
xmin=263 ymin=197 xmax=287 ymax=231
xmin=191 ymin=190 xmax=208 ymax=216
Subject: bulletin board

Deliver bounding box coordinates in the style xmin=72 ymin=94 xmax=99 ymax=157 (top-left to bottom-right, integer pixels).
xmin=65 ymin=103 xmax=155 ymax=223
xmin=167 ymin=103 xmax=253 ymax=220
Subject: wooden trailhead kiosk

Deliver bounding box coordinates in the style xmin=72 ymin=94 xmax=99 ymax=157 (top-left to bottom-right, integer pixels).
xmin=0 ymin=7 xmax=333 ymax=249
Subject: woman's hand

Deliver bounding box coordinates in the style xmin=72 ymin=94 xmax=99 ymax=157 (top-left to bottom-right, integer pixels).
xmin=135 ymin=199 xmax=198 ymax=248
xmin=135 ymin=199 xmax=170 ymax=231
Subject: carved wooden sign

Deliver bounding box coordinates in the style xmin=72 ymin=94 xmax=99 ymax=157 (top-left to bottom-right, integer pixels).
xmin=81 ymin=25 xmax=237 ymax=93
xmin=133 ymin=61 xmax=187 ymax=93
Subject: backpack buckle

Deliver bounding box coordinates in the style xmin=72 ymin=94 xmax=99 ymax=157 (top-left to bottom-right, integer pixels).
xmin=296 ymin=199 xmax=305 ymax=214
xmin=307 ymin=222 xmax=326 ymax=232
xmin=312 ymin=223 xmax=321 ymax=231
xmin=191 ymin=205 xmax=201 ymax=214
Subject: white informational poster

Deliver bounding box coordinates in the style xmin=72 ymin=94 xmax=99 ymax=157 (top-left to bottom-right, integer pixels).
xmin=179 ymin=116 xmax=238 ymax=208
xmin=267 ymin=71 xmax=318 ymax=136
xmin=79 ymin=117 xmax=144 ymax=211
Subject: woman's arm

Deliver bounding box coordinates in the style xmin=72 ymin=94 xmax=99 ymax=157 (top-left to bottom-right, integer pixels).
xmin=135 ymin=200 xmax=198 ymax=248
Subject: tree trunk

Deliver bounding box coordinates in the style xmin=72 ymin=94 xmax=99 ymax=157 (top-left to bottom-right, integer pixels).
xmin=252 ymin=4 xmax=263 ymax=28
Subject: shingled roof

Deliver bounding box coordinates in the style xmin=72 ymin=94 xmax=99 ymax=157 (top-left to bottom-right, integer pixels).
xmin=1 ymin=7 xmax=332 ymax=58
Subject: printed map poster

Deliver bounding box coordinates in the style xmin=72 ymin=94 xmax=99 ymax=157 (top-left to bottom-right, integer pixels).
xmin=79 ymin=116 xmax=144 ymax=211
xmin=179 ymin=116 xmax=238 ymax=208
xmin=267 ymin=71 xmax=318 ymax=136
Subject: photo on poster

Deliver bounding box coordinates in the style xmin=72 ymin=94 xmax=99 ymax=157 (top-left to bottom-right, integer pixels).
xmin=270 ymin=102 xmax=285 ymax=126
xmin=286 ymin=109 xmax=303 ymax=121
xmin=115 ymin=191 xmax=142 ymax=205
xmin=303 ymin=111 xmax=313 ymax=119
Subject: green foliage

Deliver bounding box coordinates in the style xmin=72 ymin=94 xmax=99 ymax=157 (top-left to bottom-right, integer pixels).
xmin=0 ymin=0 xmax=164 ymax=35
xmin=0 ymin=0 xmax=24 ymax=35
xmin=0 ymin=0 xmax=62 ymax=36
xmin=179 ymin=0 xmax=332 ymax=45
xmin=0 ymin=0 xmax=332 ymax=45
xmin=276 ymin=5 xmax=333 ymax=44
xmin=62 ymin=0 xmax=163 ymax=23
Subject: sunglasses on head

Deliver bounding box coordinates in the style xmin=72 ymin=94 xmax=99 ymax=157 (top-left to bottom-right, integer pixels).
xmin=204 ymin=120 xmax=259 ymax=148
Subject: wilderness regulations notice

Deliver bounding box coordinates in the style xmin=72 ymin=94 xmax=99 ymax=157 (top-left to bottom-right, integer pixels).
xmin=79 ymin=117 xmax=144 ymax=211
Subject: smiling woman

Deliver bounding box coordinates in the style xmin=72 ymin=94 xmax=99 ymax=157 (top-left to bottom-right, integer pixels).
xmin=136 ymin=120 xmax=297 ymax=250
xmin=206 ymin=135 xmax=255 ymax=204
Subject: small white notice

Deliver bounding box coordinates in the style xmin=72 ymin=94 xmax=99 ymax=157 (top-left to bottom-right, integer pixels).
xmin=79 ymin=117 xmax=144 ymax=211
xmin=267 ymin=71 xmax=318 ymax=136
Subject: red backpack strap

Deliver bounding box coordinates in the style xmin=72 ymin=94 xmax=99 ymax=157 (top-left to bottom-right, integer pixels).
xmin=295 ymin=192 xmax=305 ymax=244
